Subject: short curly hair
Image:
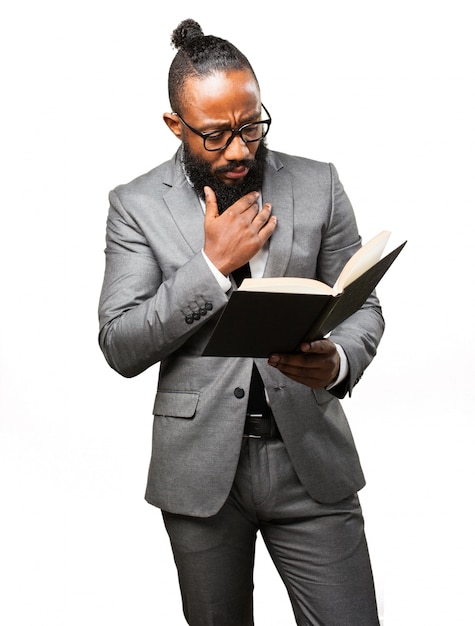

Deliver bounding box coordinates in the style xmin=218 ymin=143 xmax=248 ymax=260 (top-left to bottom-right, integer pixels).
xmin=168 ymin=19 xmax=258 ymax=113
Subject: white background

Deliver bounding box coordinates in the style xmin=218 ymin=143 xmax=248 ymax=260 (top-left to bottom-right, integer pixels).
xmin=1 ymin=1 xmax=474 ymax=624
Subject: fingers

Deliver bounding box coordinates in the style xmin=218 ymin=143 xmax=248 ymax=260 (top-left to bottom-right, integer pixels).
xmin=300 ymin=339 xmax=334 ymax=354
xmin=206 ymin=187 xmax=266 ymax=217
xmin=206 ymin=187 xmax=276 ymax=238
xmin=245 ymin=200 xmax=276 ymax=238
xmin=204 ymin=186 xmax=219 ymax=222
xmin=268 ymin=340 xmax=340 ymax=389
xmin=231 ymin=191 xmax=261 ymax=215
xmin=254 ymin=202 xmax=273 ymax=227
xmin=203 ymin=188 xmax=276 ymax=275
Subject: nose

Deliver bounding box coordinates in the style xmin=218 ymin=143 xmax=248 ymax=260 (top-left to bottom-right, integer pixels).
xmin=222 ymin=133 xmax=251 ymax=161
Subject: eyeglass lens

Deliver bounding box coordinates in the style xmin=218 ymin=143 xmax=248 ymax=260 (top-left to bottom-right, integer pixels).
xmin=204 ymin=121 xmax=270 ymax=151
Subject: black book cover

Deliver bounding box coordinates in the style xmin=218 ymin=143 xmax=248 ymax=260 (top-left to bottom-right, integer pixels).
xmin=202 ymin=241 xmax=406 ymax=358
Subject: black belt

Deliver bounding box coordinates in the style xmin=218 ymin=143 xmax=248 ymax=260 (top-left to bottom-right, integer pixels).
xmin=243 ymin=364 xmax=281 ymax=439
xmin=243 ymin=412 xmax=281 ymax=439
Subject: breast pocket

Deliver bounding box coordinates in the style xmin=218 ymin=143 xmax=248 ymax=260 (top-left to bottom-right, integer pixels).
xmin=153 ymin=390 xmax=200 ymax=419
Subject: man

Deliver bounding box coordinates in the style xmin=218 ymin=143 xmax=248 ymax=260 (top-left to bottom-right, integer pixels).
xmin=99 ymin=18 xmax=383 ymax=626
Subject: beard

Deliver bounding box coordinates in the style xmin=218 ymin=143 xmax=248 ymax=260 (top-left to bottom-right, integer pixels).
xmin=182 ymin=140 xmax=268 ymax=214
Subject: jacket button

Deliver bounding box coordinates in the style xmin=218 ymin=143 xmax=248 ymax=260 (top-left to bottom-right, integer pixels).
xmin=185 ymin=314 xmax=194 ymax=324
xmin=205 ymin=302 xmax=213 ymax=311
xmin=199 ymin=307 xmax=207 ymax=316
xmin=192 ymin=311 xmax=200 ymax=320
xmin=234 ymin=387 xmax=245 ymax=399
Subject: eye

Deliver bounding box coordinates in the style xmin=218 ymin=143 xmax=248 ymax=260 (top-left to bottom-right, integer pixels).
xmin=206 ymin=130 xmax=227 ymax=141
xmin=242 ymin=123 xmax=262 ymax=139
xmin=204 ymin=130 xmax=231 ymax=149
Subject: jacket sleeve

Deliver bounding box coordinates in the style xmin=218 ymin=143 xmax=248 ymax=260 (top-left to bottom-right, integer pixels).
xmin=319 ymin=163 xmax=385 ymax=397
xmin=98 ymin=189 xmax=229 ymax=378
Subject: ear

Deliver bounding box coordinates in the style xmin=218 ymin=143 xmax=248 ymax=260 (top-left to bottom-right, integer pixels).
xmin=163 ymin=112 xmax=183 ymax=140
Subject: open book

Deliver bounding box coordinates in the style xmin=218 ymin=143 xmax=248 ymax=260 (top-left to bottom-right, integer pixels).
xmin=202 ymin=231 xmax=406 ymax=357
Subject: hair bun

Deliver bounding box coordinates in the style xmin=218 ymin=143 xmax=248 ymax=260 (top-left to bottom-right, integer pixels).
xmin=171 ymin=19 xmax=204 ymax=50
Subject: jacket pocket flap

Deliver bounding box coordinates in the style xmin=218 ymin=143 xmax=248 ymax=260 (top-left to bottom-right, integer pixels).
xmin=153 ymin=390 xmax=199 ymax=419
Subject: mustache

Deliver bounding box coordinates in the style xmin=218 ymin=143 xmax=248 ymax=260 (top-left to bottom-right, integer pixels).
xmin=215 ymin=159 xmax=257 ymax=174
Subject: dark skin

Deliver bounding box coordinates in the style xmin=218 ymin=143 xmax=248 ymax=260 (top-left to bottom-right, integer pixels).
xmin=164 ymin=69 xmax=340 ymax=389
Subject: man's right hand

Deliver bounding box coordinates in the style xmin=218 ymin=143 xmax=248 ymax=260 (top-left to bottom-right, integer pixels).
xmin=203 ymin=185 xmax=277 ymax=276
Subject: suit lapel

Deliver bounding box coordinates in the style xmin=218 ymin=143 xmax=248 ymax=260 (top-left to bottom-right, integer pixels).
xmin=163 ymin=163 xmax=206 ymax=254
xmin=262 ymin=156 xmax=294 ymax=278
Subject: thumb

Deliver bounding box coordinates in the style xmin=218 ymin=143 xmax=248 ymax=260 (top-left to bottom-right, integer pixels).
xmin=204 ymin=186 xmax=219 ymax=221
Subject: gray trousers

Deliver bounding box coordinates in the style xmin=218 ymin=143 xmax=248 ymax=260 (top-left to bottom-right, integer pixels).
xmin=162 ymin=437 xmax=380 ymax=626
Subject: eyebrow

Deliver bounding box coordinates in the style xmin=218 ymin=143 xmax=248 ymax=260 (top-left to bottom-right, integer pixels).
xmin=202 ymin=110 xmax=261 ymax=132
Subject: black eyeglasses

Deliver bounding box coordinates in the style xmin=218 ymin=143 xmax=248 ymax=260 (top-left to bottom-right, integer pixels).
xmin=174 ymin=104 xmax=272 ymax=152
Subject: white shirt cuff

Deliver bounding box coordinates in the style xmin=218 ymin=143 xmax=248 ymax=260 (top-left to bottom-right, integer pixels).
xmin=201 ymin=250 xmax=232 ymax=292
xmin=326 ymin=343 xmax=349 ymax=390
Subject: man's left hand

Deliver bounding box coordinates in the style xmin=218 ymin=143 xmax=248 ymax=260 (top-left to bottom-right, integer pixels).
xmin=268 ymin=339 xmax=340 ymax=389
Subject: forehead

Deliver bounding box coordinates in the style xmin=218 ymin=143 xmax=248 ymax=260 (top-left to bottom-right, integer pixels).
xmin=181 ymin=69 xmax=261 ymax=126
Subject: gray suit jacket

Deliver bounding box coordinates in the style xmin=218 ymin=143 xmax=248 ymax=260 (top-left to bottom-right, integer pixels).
xmin=98 ymin=148 xmax=384 ymax=517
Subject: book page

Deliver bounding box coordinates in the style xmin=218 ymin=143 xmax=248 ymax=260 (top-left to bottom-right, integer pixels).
xmin=239 ymin=276 xmax=334 ymax=295
xmin=237 ymin=230 xmax=391 ymax=296
xmin=334 ymin=230 xmax=391 ymax=292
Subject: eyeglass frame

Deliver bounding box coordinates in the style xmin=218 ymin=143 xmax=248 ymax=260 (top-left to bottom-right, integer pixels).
xmin=173 ymin=104 xmax=272 ymax=152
